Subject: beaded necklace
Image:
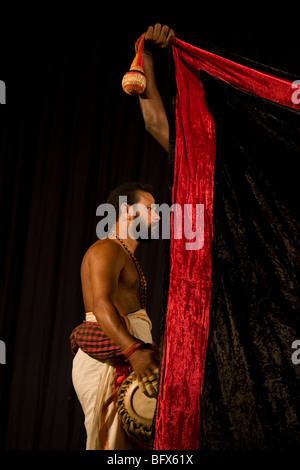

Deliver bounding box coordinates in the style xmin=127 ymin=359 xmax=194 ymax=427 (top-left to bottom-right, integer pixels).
xmin=114 ymin=236 xmax=147 ymax=309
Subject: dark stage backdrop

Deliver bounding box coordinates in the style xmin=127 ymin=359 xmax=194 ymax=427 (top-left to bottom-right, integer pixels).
xmin=0 ymin=14 xmax=298 ymax=450
xmin=199 ymin=71 xmax=300 ymax=450
xmin=0 ymin=29 xmax=170 ymax=450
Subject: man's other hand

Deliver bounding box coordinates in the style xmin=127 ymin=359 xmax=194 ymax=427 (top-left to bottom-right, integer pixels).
xmin=129 ymin=347 xmax=159 ymax=381
xmin=129 ymin=347 xmax=159 ymax=397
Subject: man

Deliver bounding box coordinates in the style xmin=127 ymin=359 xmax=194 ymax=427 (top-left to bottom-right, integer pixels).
xmin=72 ymin=25 xmax=174 ymax=450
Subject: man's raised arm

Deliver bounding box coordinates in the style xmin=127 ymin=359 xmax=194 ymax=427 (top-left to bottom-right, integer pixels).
xmin=139 ymin=24 xmax=175 ymax=152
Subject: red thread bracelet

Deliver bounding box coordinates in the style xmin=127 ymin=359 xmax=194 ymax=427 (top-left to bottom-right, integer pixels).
xmin=122 ymin=341 xmax=144 ymax=361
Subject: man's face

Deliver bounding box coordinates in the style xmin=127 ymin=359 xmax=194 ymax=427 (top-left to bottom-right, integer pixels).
xmin=129 ymin=190 xmax=160 ymax=242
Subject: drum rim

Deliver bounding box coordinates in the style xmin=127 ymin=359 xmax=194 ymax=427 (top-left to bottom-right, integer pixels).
xmin=116 ymin=372 xmax=157 ymax=441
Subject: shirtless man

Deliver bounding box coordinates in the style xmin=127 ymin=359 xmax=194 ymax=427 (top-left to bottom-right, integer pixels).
xmin=81 ymin=24 xmax=174 ymax=377
xmin=72 ymin=24 xmax=174 ymax=450
xmin=81 ymin=184 xmax=160 ymax=381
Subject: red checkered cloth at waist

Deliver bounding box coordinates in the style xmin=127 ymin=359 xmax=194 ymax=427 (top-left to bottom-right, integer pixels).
xmin=70 ymin=312 xmax=159 ymax=362
xmin=70 ymin=320 xmax=130 ymax=360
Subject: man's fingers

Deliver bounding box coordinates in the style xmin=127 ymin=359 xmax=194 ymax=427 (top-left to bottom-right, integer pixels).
xmin=166 ymin=28 xmax=175 ymax=47
xmin=152 ymin=23 xmax=162 ymax=41
xmin=148 ymin=372 xmax=156 ymax=382
xmin=138 ymin=366 xmax=159 ymax=382
xmin=139 ymin=369 xmax=159 ymax=397
xmin=139 ymin=380 xmax=146 ymax=394
xmin=145 ymin=25 xmax=154 ymax=41
xmin=144 ymin=381 xmax=158 ymax=398
xmin=160 ymin=25 xmax=170 ymax=42
xmin=145 ymin=24 xmax=175 ymax=49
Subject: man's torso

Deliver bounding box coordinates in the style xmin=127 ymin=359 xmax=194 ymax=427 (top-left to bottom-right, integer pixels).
xmin=80 ymin=238 xmax=142 ymax=315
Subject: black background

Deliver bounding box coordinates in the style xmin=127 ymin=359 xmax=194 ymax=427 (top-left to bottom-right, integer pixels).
xmin=0 ymin=4 xmax=298 ymax=450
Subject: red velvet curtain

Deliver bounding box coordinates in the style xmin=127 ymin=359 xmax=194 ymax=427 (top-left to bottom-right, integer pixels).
xmin=153 ymin=38 xmax=299 ymax=450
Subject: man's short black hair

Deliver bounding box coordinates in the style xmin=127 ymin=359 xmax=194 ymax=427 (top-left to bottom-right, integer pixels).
xmin=107 ymin=182 xmax=156 ymax=221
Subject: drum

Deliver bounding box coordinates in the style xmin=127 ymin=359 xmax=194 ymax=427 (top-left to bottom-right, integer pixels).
xmin=116 ymin=372 xmax=158 ymax=441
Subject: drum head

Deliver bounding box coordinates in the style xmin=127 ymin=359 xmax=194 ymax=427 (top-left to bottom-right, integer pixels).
xmin=116 ymin=372 xmax=157 ymax=441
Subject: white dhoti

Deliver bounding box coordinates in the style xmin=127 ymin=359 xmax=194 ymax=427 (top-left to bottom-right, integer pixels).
xmin=72 ymin=309 xmax=153 ymax=450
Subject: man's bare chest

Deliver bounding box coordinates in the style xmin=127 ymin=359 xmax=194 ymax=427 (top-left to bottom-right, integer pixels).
xmin=119 ymin=258 xmax=139 ymax=291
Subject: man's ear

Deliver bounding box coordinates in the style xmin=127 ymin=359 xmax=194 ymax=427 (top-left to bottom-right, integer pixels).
xmin=120 ymin=202 xmax=133 ymax=219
